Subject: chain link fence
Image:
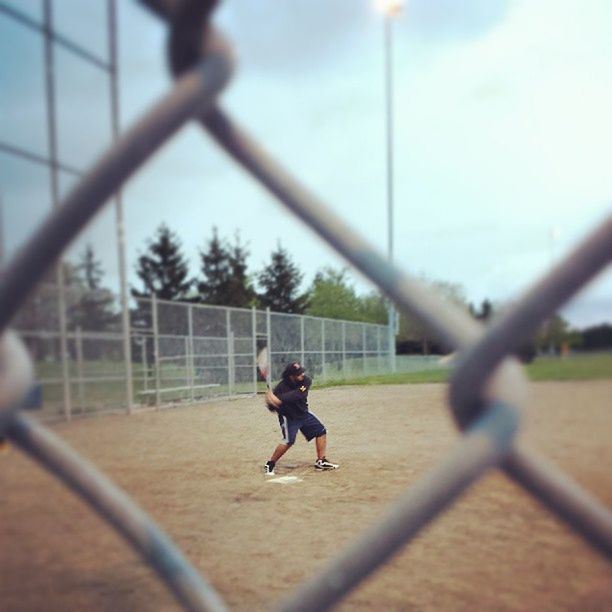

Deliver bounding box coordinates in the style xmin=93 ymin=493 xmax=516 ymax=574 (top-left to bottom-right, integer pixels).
xmin=1 ymin=1 xmax=611 ymax=611
xmin=12 ymin=284 xmax=394 ymax=419
xmin=12 ymin=283 xmax=126 ymax=417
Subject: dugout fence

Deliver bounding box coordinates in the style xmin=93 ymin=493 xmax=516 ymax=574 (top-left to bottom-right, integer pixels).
xmin=1 ymin=1 xmax=611 ymax=611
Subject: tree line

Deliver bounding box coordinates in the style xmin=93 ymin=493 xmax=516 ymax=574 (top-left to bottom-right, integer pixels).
xmin=128 ymin=224 xmax=612 ymax=356
xmin=130 ymin=224 xmax=388 ymax=323
xmin=17 ymin=224 xmax=612 ymax=357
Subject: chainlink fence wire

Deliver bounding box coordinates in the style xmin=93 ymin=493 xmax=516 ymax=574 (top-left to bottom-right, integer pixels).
xmin=1 ymin=1 xmax=611 ymax=611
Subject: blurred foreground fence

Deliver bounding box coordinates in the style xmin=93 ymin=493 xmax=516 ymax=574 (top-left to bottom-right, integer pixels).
xmin=1 ymin=1 xmax=611 ymax=611
xmin=12 ymin=284 xmax=393 ymax=419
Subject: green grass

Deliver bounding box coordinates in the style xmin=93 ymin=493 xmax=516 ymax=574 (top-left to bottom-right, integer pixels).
xmin=525 ymin=352 xmax=612 ymax=381
xmin=315 ymin=368 xmax=450 ymax=388
xmin=313 ymin=352 xmax=612 ymax=388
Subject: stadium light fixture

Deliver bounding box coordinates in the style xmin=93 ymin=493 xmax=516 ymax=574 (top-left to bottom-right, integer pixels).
xmin=375 ymin=0 xmax=404 ymax=17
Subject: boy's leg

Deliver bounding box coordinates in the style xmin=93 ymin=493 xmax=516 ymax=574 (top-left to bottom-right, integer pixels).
xmin=264 ymin=415 xmax=299 ymax=474
xmin=315 ymin=434 xmax=326 ymax=461
xmin=270 ymin=443 xmax=290 ymax=463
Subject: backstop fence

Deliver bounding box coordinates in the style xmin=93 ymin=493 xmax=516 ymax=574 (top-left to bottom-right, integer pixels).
xmin=12 ymin=283 xmax=394 ymax=419
xmin=1 ymin=1 xmax=611 ymax=611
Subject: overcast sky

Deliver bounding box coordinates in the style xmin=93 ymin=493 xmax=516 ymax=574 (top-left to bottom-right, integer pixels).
xmin=1 ymin=0 xmax=611 ymax=327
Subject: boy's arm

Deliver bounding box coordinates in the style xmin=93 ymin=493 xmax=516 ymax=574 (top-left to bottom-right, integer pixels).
xmin=266 ymin=388 xmax=282 ymax=408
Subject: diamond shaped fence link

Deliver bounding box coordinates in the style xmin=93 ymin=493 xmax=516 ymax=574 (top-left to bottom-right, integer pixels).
xmin=0 ymin=2 xmax=610 ymax=612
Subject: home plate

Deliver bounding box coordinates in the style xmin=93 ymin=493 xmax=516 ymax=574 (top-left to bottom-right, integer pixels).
xmin=267 ymin=476 xmax=303 ymax=485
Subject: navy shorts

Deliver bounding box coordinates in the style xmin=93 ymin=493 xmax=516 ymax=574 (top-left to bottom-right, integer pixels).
xmin=278 ymin=412 xmax=326 ymax=446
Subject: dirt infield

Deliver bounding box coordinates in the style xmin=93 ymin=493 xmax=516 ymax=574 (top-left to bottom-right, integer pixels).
xmin=2 ymin=381 xmax=611 ymax=611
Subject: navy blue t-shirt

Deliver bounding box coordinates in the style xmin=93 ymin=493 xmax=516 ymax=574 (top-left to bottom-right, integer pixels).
xmin=273 ymin=375 xmax=312 ymax=420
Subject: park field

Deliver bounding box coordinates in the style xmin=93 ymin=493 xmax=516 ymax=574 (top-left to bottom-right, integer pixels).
xmin=318 ymin=351 xmax=612 ymax=387
xmin=1 ymin=381 xmax=611 ymax=611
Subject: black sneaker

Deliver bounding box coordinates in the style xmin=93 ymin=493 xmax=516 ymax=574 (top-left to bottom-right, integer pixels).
xmin=263 ymin=461 xmax=275 ymax=475
xmin=315 ymin=457 xmax=339 ymax=470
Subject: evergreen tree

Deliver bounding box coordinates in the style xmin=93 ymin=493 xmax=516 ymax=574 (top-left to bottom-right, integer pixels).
xmin=257 ymin=243 xmax=308 ymax=313
xmin=78 ymin=244 xmax=104 ymax=290
xmin=71 ymin=244 xmax=117 ymax=332
xmin=226 ymin=233 xmax=257 ymax=307
xmin=132 ymin=224 xmax=192 ymax=300
xmin=197 ymin=227 xmax=231 ymax=305
xmin=197 ymin=229 xmax=257 ymax=307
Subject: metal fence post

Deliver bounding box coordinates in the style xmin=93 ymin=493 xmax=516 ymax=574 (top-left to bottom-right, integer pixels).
xmin=362 ymin=324 xmax=367 ymax=373
xmin=57 ymin=278 xmax=72 ymax=421
xmin=187 ymin=304 xmax=194 ymax=402
xmin=184 ymin=336 xmax=190 ymax=400
xmin=321 ymin=319 xmax=326 ymax=380
xmin=43 ymin=0 xmax=71 ymax=421
xmin=342 ymin=321 xmax=347 ymax=378
xmin=76 ymin=326 xmax=85 ymax=412
xmin=388 ymin=303 xmax=396 ymax=373
xmin=152 ymin=295 xmax=161 ymax=409
xmin=251 ymin=306 xmax=257 ymax=394
xmin=226 ymin=308 xmax=232 ymax=396
xmin=266 ymin=307 xmax=272 ymax=385
xmin=230 ymin=330 xmax=235 ymax=396
xmin=142 ymin=334 xmax=148 ymax=391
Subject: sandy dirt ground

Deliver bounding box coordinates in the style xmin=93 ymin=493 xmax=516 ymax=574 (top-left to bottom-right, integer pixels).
xmin=1 ymin=381 xmax=611 ymax=611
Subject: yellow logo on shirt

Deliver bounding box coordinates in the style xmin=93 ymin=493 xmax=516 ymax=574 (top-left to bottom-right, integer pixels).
xmin=300 ymin=385 xmax=306 ymax=392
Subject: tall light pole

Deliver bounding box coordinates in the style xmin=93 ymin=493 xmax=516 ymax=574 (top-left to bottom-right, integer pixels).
xmin=376 ymin=0 xmax=403 ymax=372
xmin=108 ymin=0 xmax=134 ymax=414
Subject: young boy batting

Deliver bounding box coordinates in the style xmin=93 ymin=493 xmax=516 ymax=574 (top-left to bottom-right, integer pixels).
xmin=263 ymin=361 xmax=338 ymax=475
